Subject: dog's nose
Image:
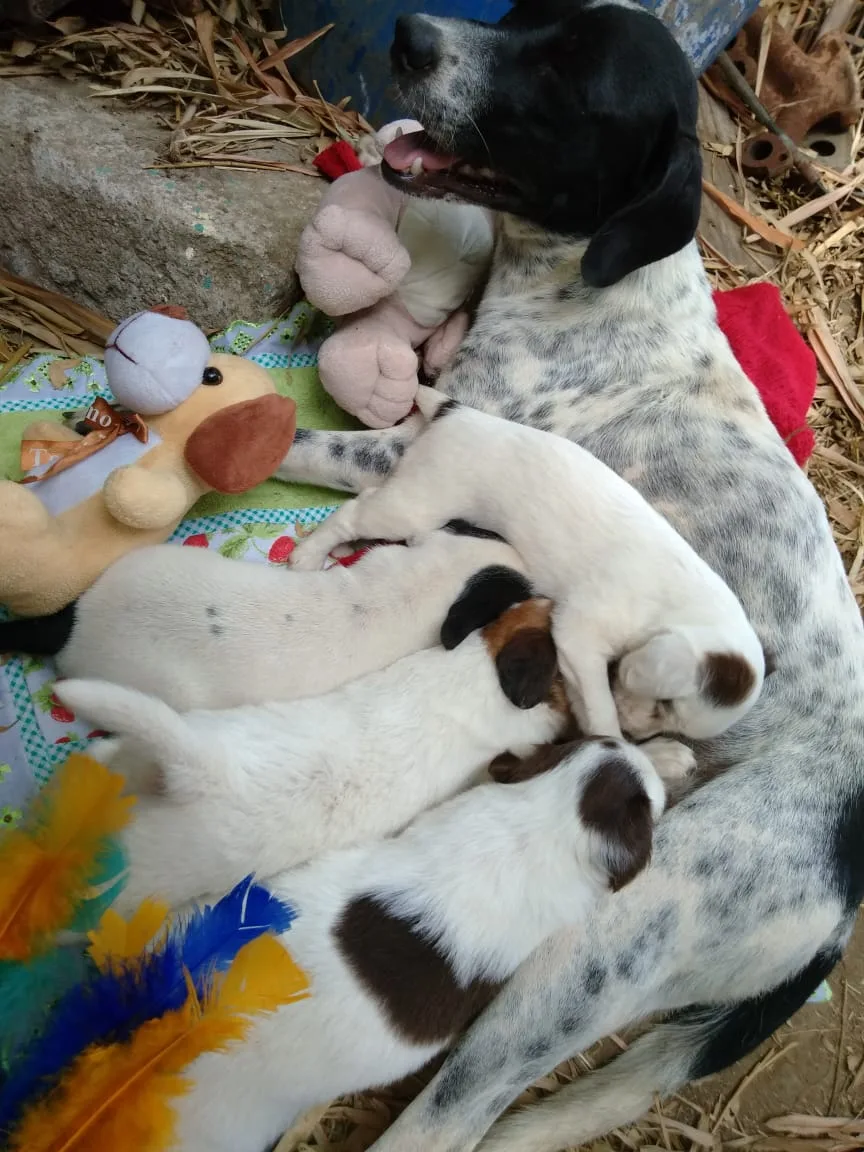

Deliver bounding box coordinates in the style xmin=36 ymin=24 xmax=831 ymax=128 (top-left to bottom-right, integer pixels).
xmin=392 ymin=15 xmax=441 ymax=74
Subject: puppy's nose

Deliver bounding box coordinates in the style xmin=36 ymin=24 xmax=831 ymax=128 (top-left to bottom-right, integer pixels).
xmin=392 ymin=15 xmax=441 ymax=74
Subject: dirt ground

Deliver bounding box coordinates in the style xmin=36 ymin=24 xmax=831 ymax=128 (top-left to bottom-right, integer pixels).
xmin=679 ymin=913 xmax=864 ymax=1142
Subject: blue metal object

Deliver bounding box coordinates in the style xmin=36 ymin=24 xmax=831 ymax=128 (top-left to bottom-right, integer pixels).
xmin=280 ymin=0 xmax=760 ymax=127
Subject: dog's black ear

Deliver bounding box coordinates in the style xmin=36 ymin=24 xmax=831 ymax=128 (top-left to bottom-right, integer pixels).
xmin=441 ymin=566 xmax=533 ymax=650
xmin=579 ymin=756 xmax=654 ymax=891
xmin=582 ymin=113 xmax=701 ymax=288
xmin=495 ymin=627 xmax=558 ymax=709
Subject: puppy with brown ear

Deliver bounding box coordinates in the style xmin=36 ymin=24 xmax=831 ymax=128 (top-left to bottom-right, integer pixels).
xmin=56 ymin=576 xmax=571 ymax=915
xmin=168 ymin=735 xmax=666 ymax=1152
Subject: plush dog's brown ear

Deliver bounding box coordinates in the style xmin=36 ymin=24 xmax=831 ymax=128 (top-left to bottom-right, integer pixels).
xmin=185 ymin=394 xmax=297 ymax=494
xmin=579 ymin=756 xmax=654 ymax=891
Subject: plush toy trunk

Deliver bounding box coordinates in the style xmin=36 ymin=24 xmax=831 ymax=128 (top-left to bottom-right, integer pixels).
xmin=279 ymin=0 xmax=761 ymax=126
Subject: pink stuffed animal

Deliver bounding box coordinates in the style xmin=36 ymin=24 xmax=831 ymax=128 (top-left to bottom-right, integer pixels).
xmin=296 ymin=120 xmax=494 ymax=428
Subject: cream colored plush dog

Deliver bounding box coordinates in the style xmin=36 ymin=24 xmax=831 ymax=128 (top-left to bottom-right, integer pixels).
xmin=0 ymin=308 xmax=296 ymax=616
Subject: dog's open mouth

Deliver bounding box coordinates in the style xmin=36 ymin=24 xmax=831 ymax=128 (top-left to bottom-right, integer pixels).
xmin=381 ymin=129 xmax=518 ymax=207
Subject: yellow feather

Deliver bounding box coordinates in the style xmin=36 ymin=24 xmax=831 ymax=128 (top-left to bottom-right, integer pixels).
xmin=218 ymin=932 xmax=311 ymax=1011
xmin=0 ymin=754 xmax=134 ymax=960
xmin=9 ymin=937 xmax=310 ymax=1152
xmin=88 ymin=900 xmax=170 ymax=970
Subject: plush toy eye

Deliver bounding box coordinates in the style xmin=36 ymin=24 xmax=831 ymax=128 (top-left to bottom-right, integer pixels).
xmin=202 ymin=367 xmax=223 ymax=386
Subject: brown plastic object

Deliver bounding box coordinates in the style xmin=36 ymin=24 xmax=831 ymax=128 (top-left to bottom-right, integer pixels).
xmin=710 ymin=9 xmax=860 ymax=177
xmin=741 ymin=132 xmax=791 ymax=179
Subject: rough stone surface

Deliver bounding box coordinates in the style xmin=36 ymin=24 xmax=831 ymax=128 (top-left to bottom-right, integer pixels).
xmin=0 ymin=76 xmax=325 ymax=329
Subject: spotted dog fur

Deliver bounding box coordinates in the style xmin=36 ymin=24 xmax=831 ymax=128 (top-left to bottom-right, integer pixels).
xmin=275 ymin=2 xmax=864 ymax=1150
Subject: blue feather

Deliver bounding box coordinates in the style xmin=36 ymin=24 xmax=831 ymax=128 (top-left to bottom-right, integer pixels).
xmin=0 ymin=948 xmax=185 ymax=1131
xmin=0 ymin=877 xmax=296 ymax=1131
xmin=179 ymin=875 xmax=297 ymax=994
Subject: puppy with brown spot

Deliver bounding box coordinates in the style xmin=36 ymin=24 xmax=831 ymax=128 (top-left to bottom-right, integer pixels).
xmin=291 ymin=386 xmax=766 ymax=743
xmin=168 ymin=736 xmax=667 ymax=1152
xmin=55 ymin=593 xmax=572 ymax=916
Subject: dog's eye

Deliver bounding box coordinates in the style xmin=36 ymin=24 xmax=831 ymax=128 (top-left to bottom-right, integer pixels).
xmin=202 ymin=367 xmax=223 ymax=386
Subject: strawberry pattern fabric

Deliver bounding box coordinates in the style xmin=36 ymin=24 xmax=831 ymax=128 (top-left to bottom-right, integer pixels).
xmin=0 ymin=305 xmax=342 ymax=812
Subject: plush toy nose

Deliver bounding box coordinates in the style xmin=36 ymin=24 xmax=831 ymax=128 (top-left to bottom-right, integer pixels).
xmin=105 ymin=310 xmax=211 ymax=415
xmin=185 ymin=394 xmax=298 ymax=494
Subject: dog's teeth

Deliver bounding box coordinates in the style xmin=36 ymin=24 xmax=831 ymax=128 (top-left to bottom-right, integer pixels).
xmin=410 ymin=157 xmax=424 ymax=177
xmin=477 ymin=167 xmax=495 ymax=180
xmin=460 ymin=164 xmax=477 ymax=177
xmin=395 ymin=127 xmax=404 ymax=138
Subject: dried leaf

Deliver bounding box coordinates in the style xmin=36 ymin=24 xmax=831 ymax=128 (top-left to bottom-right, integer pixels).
xmin=702 ymin=180 xmax=805 ymax=250
xmin=258 ymin=25 xmax=334 ymax=72
xmin=48 ymin=358 xmax=85 ymax=389
xmin=779 ymin=168 xmax=864 ymax=228
xmin=808 ymin=307 xmax=864 ymax=428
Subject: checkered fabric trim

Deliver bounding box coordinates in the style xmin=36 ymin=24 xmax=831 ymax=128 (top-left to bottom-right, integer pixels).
xmin=173 ymin=505 xmax=339 ymax=540
xmin=0 ymin=301 xmax=340 ymax=797
xmin=5 ymin=660 xmax=60 ymax=786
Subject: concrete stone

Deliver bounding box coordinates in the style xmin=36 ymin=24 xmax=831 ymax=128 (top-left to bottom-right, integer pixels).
xmin=0 ymin=76 xmax=325 ymax=329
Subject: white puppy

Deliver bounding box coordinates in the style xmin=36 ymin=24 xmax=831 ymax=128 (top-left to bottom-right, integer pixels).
xmin=0 ymin=526 xmax=524 ymax=710
xmin=171 ymin=735 xmax=667 ymax=1152
xmin=56 ymin=597 xmax=573 ymax=914
xmin=290 ymin=386 xmax=766 ymax=742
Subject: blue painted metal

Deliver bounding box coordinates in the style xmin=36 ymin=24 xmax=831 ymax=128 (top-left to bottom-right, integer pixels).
xmin=280 ymin=0 xmax=760 ymax=127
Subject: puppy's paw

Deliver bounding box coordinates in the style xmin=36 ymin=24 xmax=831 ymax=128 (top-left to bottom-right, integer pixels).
xmin=613 ymin=685 xmax=666 ymax=739
xmin=639 ymin=736 xmax=696 ymax=783
xmin=289 ymin=534 xmax=335 ymax=571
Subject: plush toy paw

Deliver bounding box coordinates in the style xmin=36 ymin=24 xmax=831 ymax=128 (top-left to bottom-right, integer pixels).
xmin=296 ymin=206 xmax=412 ymax=317
xmin=319 ymin=327 xmax=419 ymax=429
xmin=0 ymin=480 xmax=53 ymax=535
xmin=103 ymin=467 xmax=191 ymax=530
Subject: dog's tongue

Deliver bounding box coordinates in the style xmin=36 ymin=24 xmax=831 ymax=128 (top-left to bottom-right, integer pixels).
xmin=383 ymin=129 xmax=459 ymax=172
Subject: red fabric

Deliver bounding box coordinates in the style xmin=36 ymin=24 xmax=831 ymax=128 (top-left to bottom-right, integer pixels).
xmin=714 ymin=283 xmax=816 ymax=466
xmin=331 ymin=541 xmax=403 ymax=567
xmin=314 ymin=141 xmax=363 ymax=181
xmin=332 ymin=546 xmax=372 ymax=568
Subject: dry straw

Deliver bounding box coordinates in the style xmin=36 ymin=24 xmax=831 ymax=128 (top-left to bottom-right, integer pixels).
xmin=2 ymin=0 xmax=864 ymax=1149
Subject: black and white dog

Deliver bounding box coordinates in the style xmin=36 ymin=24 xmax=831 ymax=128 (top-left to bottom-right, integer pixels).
xmin=274 ymin=2 xmax=864 ymax=1150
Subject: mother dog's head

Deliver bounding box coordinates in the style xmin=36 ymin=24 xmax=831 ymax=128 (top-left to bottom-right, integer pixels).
xmin=382 ymin=0 xmax=701 ymax=288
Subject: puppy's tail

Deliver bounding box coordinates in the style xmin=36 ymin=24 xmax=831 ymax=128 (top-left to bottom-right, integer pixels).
xmin=414 ymin=384 xmax=457 ymax=421
xmin=55 ymin=679 xmax=207 ymax=794
xmin=0 ymin=602 xmax=77 ymax=657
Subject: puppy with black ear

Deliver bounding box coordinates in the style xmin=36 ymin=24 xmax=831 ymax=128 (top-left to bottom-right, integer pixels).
xmin=56 ymin=583 xmax=569 ymax=916
xmin=168 ymin=735 xmax=666 ymax=1152
xmin=0 ymin=526 xmax=526 ymax=711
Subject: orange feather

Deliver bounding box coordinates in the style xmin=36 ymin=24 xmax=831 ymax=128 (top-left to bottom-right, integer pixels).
xmin=0 ymin=754 xmax=134 ymax=960
xmin=9 ymin=934 xmax=311 ymax=1152
xmin=88 ymin=900 xmax=170 ymax=970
